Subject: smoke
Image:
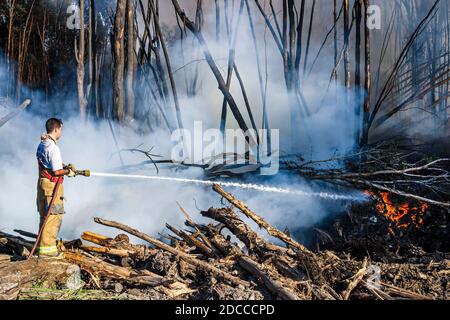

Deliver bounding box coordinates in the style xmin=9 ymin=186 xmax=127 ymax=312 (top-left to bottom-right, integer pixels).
xmin=0 ymin=106 xmax=357 ymax=242
xmin=0 ymin=1 xmax=365 ymax=245
xmin=153 ymin=1 xmax=359 ymax=158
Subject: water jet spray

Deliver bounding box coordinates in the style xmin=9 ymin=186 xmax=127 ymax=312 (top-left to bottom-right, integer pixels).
xmin=89 ymin=172 xmax=365 ymax=201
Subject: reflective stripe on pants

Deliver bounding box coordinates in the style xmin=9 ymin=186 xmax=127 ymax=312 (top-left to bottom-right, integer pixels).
xmin=38 ymin=245 xmax=58 ymax=255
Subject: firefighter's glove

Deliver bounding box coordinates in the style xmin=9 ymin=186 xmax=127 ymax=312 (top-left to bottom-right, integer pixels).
xmin=67 ymin=168 xmax=76 ymax=178
xmin=66 ymin=164 xmax=76 ymax=172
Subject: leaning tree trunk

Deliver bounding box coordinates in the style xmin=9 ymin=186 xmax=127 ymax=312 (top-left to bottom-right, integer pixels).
xmin=171 ymin=0 xmax=251 ymax=136
xmin=220 ymin=0 xmax=245 ymax=136
xmin=150 ymin=0 xmax=184 ymax=131
xmin=113 ymin=0 xmax=126 ymax=123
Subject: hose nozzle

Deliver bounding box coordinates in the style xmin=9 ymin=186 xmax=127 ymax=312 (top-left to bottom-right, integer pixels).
xmin=75 ymin=170 xmax=91 ymax=177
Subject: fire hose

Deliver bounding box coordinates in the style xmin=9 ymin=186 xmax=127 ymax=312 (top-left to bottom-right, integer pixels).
xmin=28 ymin=169 xmax=90 ymax=259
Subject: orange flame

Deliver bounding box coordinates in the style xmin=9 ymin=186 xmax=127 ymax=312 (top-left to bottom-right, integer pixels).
xmin=367 ymin=191 xmax=429 ymax=229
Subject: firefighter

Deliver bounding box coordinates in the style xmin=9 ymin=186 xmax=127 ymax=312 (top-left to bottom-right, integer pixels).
xmin=36 ymin=118 xmax=76 ymax=258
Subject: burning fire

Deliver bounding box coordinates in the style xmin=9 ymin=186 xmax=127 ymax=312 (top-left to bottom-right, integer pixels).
xmin=365 ymin=191 xmax=429 ymax=229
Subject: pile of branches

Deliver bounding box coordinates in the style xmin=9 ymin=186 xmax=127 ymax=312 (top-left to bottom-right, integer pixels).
xmin=282 ymin=143 xmax=450 ymax=209
xmin=1 ymin=184 xmax=448 ymax=300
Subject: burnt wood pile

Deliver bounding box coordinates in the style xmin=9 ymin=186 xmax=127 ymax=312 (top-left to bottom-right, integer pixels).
xmin=1 ymin=184 xmax=448 ymax=300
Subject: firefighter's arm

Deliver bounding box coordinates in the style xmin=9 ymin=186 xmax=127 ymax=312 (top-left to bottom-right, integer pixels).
xmin=52 ymin=164 xmax=76 ymax=177
xmin=51 ymin=168 xmax=72 ymax=177
xmin=52 ymin=168 xmax=70 ymax=176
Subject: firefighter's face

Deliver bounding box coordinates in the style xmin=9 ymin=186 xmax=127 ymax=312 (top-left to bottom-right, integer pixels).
xmin=54 ymin=125 xmax=63 ymax=140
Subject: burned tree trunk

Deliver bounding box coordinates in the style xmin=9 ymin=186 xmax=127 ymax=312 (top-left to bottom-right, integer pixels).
xmin=343 ymin=0 xmax=351 ymax=99
xmin=170 ymin=0 xmax=251 ymax=135
xmin=215 ymin=0 xmax=221 ymax=42
xmin=88 ymin=0 xmax=96 ymax=118
xmin=211 ymin=184 xmax=312 ymax=254
xmin=361 ymin=0 xmax=372 ymax=146
xmin=333 ymin=0 xmax=339 ymax=82
xmin=220 ymin=0 xmax=245 ymax=135
xmin=126 ymin=0 xmax=136 ymax=120
xmin=113 ymin=0 xmax=126 ymax=123
xmin=76 ymin=0 xmax=88 ymax=120
xmin=6 ymin=0 xmax=16 ymax=99
xmin=355 ymin=0 xmax=362 ymax=145
xmin=15 ymin=2 xmax=34 ymax=102
xmin=245 ymin=0 xmax=269 ymax=149
xmin=150 ymin=0 xmax=184 ymax=131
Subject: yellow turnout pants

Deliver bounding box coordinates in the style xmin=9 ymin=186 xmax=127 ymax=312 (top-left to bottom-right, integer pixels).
xmin=36 ymin=178 xmax=65 ymax=256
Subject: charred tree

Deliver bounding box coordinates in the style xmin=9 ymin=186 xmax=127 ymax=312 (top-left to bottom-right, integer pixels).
xmin=126 ymin=0 xmax=136 ymax=120
xmin=220 ymin=0 xmax=245 ymax=135
xmin=343 ymin=0 xmax=351 ymax=101
xmin=361 ymin=0 xmax=371 ymax=146
xmin=171 ymin=0 xmax=251 ymax=136
xmin=150 ymin=0 xmax=184 ymax=131
xmin=354 ymin=0 xmax=362 ymax=145
xmin=215 ymin=0 xmax=221 ymax=42
xmin=76 ymin=0 xmax=88 ymax=120
xmin=87 ymin=0 xmax=97 ymax=119
xmin=6 ymin=0 xmax=16 ymax=99
xmin=113 ymin=0 xmax=126 ymax=123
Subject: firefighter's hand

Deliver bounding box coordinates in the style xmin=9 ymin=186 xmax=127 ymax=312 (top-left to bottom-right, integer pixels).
xmin=66 ymin=164 xmax=76 ymax=172
xmin=67 ymin=169 xmax=76 ymax=178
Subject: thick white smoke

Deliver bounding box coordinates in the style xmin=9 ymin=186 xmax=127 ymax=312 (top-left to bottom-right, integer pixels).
xmin=0 ymin=1 xmax=364 ymax=244
xmin=0 ymin=107 xmax=357 ymax=242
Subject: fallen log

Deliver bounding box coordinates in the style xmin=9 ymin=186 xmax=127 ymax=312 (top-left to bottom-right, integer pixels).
xmin=380 ymin=282 xmax=433 ymax=300
xmin=0 ymin=258 xmax=81 ymax=300
xmin=177 ymin=202 xmax=221 ymax=256
xmin=165 ymin=223 xmax=219 ymax=258
xmin=341 ymin=258 xmax=368 ymax=300
xmin=81 ymin=231 xmax=110 ymax=245
xmin=10 ymin=230 xmax=82 ymax=251
xmin=0 ymin=232 xmax=33 ymax=257
xmin=271 ymin=256 xmax=307 ymax=281
xmin=201 ymin=207 xmax=288 ymax=257
xmin=63 ymin=239 xmax=83 ymax=250
xmin=0 ymin=254 xmax=11 ymax=264
xmin=79 ymin=245 xmax=131 ymax=258
xmin=64 ymin=251 xmax=172 ymax=287
xmin=94 ymin=218 xmax=250 ymax=287
xmin=81 ymin=231 xmax=148 ymax=258
xmin=365 ymin=282 xmax=394 ymax=300
xmin=211 ymin=185 xmax=326 ymax=284
xmin=212 ymin=184 xmax=311 ymax=254
xmin=198 ymin=223 xmax=243 ymax=258
xmin=190 ymin=220 xmax=300 ymax=300
xmin=13 ymin=230 xmax=37 ymax=239
xmin=237 ymin=256 xmax=299 ymax=300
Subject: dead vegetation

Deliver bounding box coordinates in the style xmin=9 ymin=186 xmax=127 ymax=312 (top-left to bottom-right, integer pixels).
xmin=1 ymin=184 xmax=448 ymax=300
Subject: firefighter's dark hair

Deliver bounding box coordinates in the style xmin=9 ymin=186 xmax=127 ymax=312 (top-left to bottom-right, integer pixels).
xmin=46 ymin=118 xmax=63 ymax=133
